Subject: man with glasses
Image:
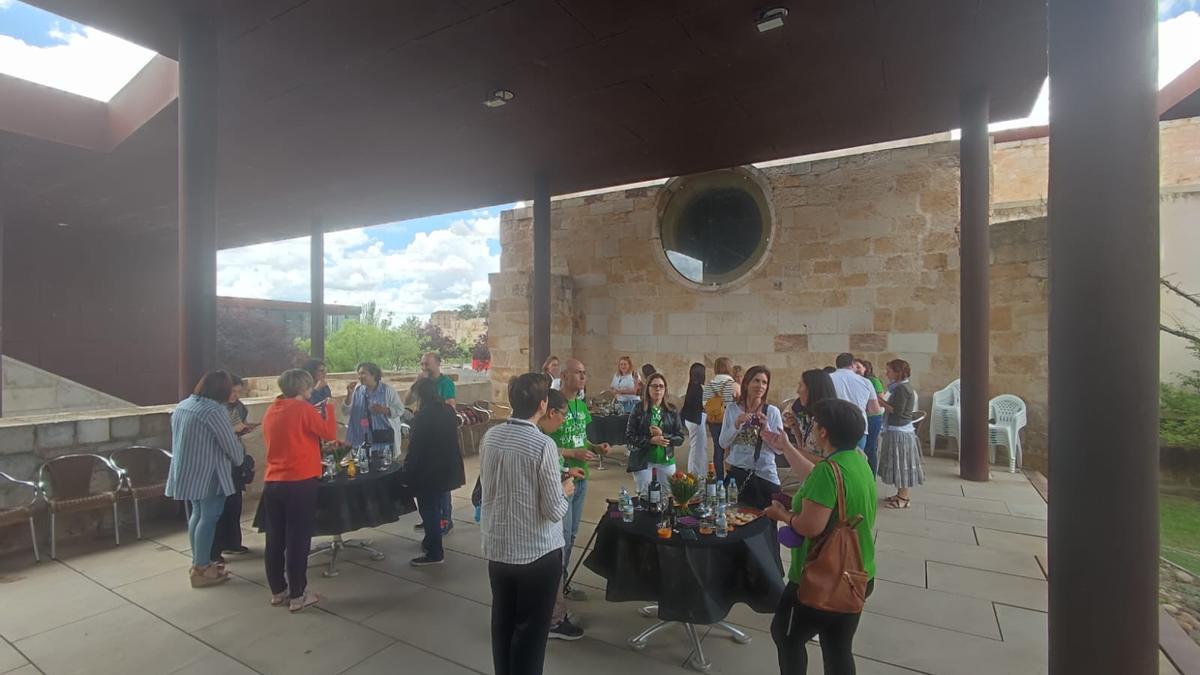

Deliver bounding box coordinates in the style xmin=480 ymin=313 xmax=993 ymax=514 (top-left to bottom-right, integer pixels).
xmin=550 ymin=359 xmax=610 ymax=601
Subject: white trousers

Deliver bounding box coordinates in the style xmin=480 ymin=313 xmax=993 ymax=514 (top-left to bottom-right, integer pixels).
xmin=633 ymin=463 xmax=677 ymax=495
xmin=684 ymin=414 xmax=708 ymax=477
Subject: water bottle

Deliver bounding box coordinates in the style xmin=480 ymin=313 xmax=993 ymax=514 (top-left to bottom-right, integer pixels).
xmin=715 ymin=508 xmax=728 ymax=538
xmin=726 ymin=477 xmax=738 ymax=506
xmin=716 ymin=480 xmax=727 ymax=510
xmin=619 ymin=486 xmax=635 ymax=523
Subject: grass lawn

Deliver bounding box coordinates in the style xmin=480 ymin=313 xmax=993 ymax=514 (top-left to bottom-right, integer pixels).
xmin=1163 ymin=493 xmax=1200 ymax=576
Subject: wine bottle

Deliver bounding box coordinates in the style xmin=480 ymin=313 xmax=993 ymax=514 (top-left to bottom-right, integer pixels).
xmin=648 ymin=468 xmax=661 ymax=514
xmin=706 ymin=462 xmax=717 ymax=505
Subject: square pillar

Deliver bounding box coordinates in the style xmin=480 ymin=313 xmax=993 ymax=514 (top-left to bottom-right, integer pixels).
xmin=959 ymin=86 xmax=991 ymax=482
xmin=531 ymin=176 xmax=551 ymax=372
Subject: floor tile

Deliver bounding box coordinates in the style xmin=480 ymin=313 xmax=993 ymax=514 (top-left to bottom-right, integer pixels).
xmin=573 ymin=598 xmax=704 ymax=669
xmin=356 ymin=541 xmax=494 ymax=606
xmin=3 ymin=666 xmax=39 ymax=675
xmin=974 ymin=528 xmax=1047 ymax=558
xmin=924 ymin=505 xmax=1047 ymax=537
xmin=854 ymin=611 xmax=1047 ymax=675
xmin=343 ymin=640 xmax=478 ymax=675
xmin=546 ymin=630 xmax=695 ymax=675
xmin=0 ymin=562 xmax=128 ymax=642
xmin=875 ymin=531 xmax=1044 ymax=579
xmin=874 ymin=516 xmax=979 ymax=544
xmin=873 ymin=550 xmax=929 ymax=588
xmin=63 ymin=539 xmax=192 ymax=588
xmin=362 ymin=586 xmax=493 ymax=673
xmin=926 ymin=561 xmax=1047 ymax=611
xmin=994 ymin=603 xmax=1047 ymax=647
xmin=15 ymin=604 xmax=212 ymax=675
xmin=195 ymin=603 xmax=393 ymax=674
xmin=0 ymin=640 xmax=27 ymax=673
xmin=913 ymin=491 xmax=1012 ymax=515
xmin=300 ymin=562 xmax=426 ymax=623
xmin=113 ymin=567 xmax=278 ymax=632
xmin=866 ymin=579 xmax=1001 ymax=639
xmin=168 ymin=649 xmax=258 ymax=675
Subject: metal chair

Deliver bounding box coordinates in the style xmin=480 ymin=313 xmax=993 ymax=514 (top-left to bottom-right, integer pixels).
xmin=109 ymin=446 xmax=172 ymax=539
xmin=988 ymin=394 xmax=1028 ymax=473
xmin=929 ymin=380 xmax=961 ymax=456
xmin=0 ymin=471 xmax=44 ymax=562
xmin=39 ymin=454 xmax=125 ymax=559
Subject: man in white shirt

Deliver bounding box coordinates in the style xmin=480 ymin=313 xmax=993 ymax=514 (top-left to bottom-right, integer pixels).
xmin=480 ymin=373 xmax=575 ymax=675
xmin=829 ymin=352 xmax=882 ymax=448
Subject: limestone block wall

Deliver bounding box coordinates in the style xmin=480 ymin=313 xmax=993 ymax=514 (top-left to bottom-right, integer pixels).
xmin=488 ymin=271 xmax=573 ymax=402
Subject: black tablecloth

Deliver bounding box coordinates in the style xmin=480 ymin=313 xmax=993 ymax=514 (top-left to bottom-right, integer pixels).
xmin=583 ymin=507 xmax=785 ymax=625
xmin=252 ymin=466 xmax=417 ymax=537
xmin=588 ymin=414 xmax=629 ymax=447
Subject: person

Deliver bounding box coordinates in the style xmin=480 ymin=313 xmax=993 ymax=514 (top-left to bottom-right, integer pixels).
xmin=402 ymin=377 xmax=467 ymax=565
xmin=719 ymin=365 xmax=784 ymax=507
xmin=784 ymin=370 xmax=839 ymax=459
xmin=166 ymin=371 xmax=246 ymax=588
xmin=303 ymin=359 xmax=332 ymax=407
xmin=480 ymin=373 xmax=575 ymax=675
xmin=731 ymin=365 xmax=745 ymax=399
xmin=854 ymin=358 xmax=886 ymax=476
xmin=680 ymin=362 xmax=708 ymax=476
xmin=702 ymin=357 xmax=738 ymax=482
xmin=409 ymin=352 xmax=458 ymax=531
xmin=828 ymin=353 xmax=882 ymax=449
xmin=542 ymin=355 xmax=562 ymax=390
xmin=343 ymin=360 xmax=404 ymax=461
xmin=551 ymin=358 xmax=610 ymax=600
xmin=625 ymin=372 xmax=684 ymax=493
xmin=761 ymin=398 xmax=877 ymax=674
xmin=211 ymin=375 xmax=255 ymax=559
xmin=538 ymin=389 xmax=586 ymax=641
xmin=637 ymin=363 xmax=656 ymax=396
xmin=610 ymin=356 xmax=640 ymax=414
xmin=822 ymin=366 xmax=836 ymax=375
xmin=878 ymin=359 xmax=924 ymax=509
xmin=409 ymin=351 xmax=457 ymax=407
xmin=260 ymin=368 xmax=338 ymax=611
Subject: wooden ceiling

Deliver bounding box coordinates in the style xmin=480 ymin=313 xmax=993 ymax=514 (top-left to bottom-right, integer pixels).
xmin=2 ymin=0 xmax=1047 ymax=248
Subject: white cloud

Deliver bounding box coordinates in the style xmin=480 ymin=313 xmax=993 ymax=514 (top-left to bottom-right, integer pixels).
xmin=0 ymin=20 xmax=155 ymax=101
xmin=218 ymin=213 xmax=502 ymax=322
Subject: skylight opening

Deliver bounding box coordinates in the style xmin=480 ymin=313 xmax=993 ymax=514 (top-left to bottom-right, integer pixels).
xmin=0 ymin=0 xmax=156 ymax=102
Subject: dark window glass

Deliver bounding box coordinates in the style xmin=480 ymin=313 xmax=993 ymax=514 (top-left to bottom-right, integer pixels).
xmin=660 ymin=172 xmax=769 ymax=285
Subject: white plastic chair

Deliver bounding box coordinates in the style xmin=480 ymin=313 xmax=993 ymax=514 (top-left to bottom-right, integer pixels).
xmin=928 ymin=380 xmax=961 ymax=456
xmin=988 ymin=394 xmax=1027 ymax=473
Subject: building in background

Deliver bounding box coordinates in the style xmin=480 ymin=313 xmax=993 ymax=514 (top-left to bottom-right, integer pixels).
xmin=429 ymin=309 xmax=487 ymax=346
xmin=218 ymin=297 xmax=362 ymax=343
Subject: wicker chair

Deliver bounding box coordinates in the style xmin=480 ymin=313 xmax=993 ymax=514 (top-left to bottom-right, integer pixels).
xmin=110 ymin=446 xmax=172 ymax=539
xmin=39 ymin=454 xmax=125 ymax=559
xmin=0 ymin=472 xmax=43 ymax=562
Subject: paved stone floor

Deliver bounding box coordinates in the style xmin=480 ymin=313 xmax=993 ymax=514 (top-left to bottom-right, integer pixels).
xmin=0 ymin=454 xmax=1177 ymax=674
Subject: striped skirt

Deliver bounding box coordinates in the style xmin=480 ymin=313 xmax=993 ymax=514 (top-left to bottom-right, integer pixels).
xmin=879 ymin=429 xmax=925 ymax=488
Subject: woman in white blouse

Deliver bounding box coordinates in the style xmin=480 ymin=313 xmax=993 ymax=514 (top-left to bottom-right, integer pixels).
xmin=610 ymin=355 xmax=641 ymax=414
xmin=719 ymin=365 xmax=784 ymax=507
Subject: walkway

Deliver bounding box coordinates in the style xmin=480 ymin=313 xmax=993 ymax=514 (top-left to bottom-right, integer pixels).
xmin=0 ymin=456 xmax=1167 ymax=674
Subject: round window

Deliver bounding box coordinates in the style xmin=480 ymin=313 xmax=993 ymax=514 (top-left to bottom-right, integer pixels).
xmin=659 ymin=170 xmax=771 ymax=286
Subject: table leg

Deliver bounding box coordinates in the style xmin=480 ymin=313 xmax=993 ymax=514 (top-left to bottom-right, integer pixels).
xmin=308 ymin=534 xmax=387 ymax=578
xmin=638 ymin=604 xmax=659 ymax=618
xmin=684 ymin=623 xmax=712 ymax=672
xmin=713 ymin=622 xmax=753 ymax=644
xmin=628 ymin=621 xmax=673 ymax=650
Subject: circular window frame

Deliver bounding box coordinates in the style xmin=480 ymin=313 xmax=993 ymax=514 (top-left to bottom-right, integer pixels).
xmin=651 ymin=166 xmax=776 ymax=292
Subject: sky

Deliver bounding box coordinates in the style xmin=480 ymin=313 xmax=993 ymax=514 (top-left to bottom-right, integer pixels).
xmin=2 ymin=1 xmax=1199 ymax=321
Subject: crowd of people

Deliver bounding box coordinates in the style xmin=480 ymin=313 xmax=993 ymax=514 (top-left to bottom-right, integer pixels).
xmin=163 ymin=347 xmax=924 ymax=675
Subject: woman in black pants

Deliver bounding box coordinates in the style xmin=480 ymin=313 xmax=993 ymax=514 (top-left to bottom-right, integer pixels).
xmin=401 ymin=377 xmax=466 ymax=566
xmin=762 ymin=399 xmax=878 ymax=674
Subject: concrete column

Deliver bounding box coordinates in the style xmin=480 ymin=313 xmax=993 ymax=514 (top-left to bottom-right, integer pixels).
xmin=177 ymin=12 xmax=218 ymax=397
xmin=310 ymin=218 xmax=325 ymax=360
xmin=531 ymin=176 xmax=551 ymax=372
xmin=958 ymin=86 xmax=991 ymax=483
xmin=1047 ymin=1 xmax=1159 ymax=672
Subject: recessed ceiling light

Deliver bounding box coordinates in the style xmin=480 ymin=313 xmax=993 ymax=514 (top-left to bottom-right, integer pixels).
xmin=56 ymin=222 xmax=69 ymax=227
xmin=756 ymin=7 xmax=788 ymax=32
xmin=483 ymin=89 xmax=515 ymax=108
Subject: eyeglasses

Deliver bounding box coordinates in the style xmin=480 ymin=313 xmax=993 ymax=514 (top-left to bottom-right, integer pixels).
xmin=649 ymin=384 xmax=666 ymax=389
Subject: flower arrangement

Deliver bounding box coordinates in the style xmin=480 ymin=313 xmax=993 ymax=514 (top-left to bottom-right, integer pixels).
xmin=732 ymin=412 xmax=765 ymax=446
xmin=668 ymin=471 xmax=699 ymax=507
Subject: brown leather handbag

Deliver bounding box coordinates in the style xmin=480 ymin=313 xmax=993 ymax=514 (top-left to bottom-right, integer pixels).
xmin=796 ymin=460 xmax=869 ymax=613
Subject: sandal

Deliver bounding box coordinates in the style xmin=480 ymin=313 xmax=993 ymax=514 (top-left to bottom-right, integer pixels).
xmin=884 ymin=496 xmax=911 ymax=509
xmin=270 ymin=591 xmax=289 ymax=606
xmin=289 ymin=591 xmax=322 ymax=613
xmin=190 ymin=564 xmax=230 ymax=589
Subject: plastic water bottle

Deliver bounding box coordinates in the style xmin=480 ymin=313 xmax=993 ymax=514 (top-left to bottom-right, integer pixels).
xmin=619 ymin=486 xmax=634 ymax=523
xmin=726 ymin=477 xmax=738 ymax=506
xmin=716 ymin=480 xmax=727 ymax=510
xmin=474 ymin=504 xmax=481 ymax=523
xmin=715 ymin=508 xmax=728 ymax=538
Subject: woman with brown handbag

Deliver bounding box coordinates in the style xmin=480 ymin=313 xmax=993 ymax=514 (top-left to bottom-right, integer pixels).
xmin=762 ymin=398 xmax=878 ymax=674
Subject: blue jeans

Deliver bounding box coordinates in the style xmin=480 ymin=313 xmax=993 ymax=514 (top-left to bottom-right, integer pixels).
xmin=561 ymin=479 xmax=588 ymax=580
xmin=418 ymin=492 xmax=445 ymax=561
xmin=188 ymin=494 xmax=227 ymax=567
xmin=708 ymin=424 xmax=727 ymax=482
xmin=440 ymin=492 xmax=453 ymax=523
xmin=864 ymin=416 xmax=883 ymax=476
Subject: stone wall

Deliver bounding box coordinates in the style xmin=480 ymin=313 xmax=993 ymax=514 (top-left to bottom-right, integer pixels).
xmin=429 ymin=311 xmax=488 ymax=345
xmin=487 ymin=271 xmax=573 ymax=401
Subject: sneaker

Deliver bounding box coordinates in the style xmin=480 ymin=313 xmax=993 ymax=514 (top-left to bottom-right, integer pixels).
xmin=441 ymin=520 xmax=454 ymax=536
xmin=224 ymin=546 xmax=250 ymax=555
xmin=413 ymin=522 xmax=425 ymax=532
xmin=549 ymin=618 xmax=584 ymax=641
xmin=410 ymin=556 xmax=444 ymax=567
xmin=563 ymin=584 xmax=588 ymax=601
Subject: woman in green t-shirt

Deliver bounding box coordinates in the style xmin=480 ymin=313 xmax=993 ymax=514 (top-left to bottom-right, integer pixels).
xmin=762 ymin=398 xmax=878 ymax=674
xmin=624 ymin=372 xmax=684 ymax=495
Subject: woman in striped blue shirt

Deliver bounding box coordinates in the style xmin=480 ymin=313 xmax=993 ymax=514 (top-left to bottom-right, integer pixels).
xmin=166 ymin=371 xmax=246 ymax=588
